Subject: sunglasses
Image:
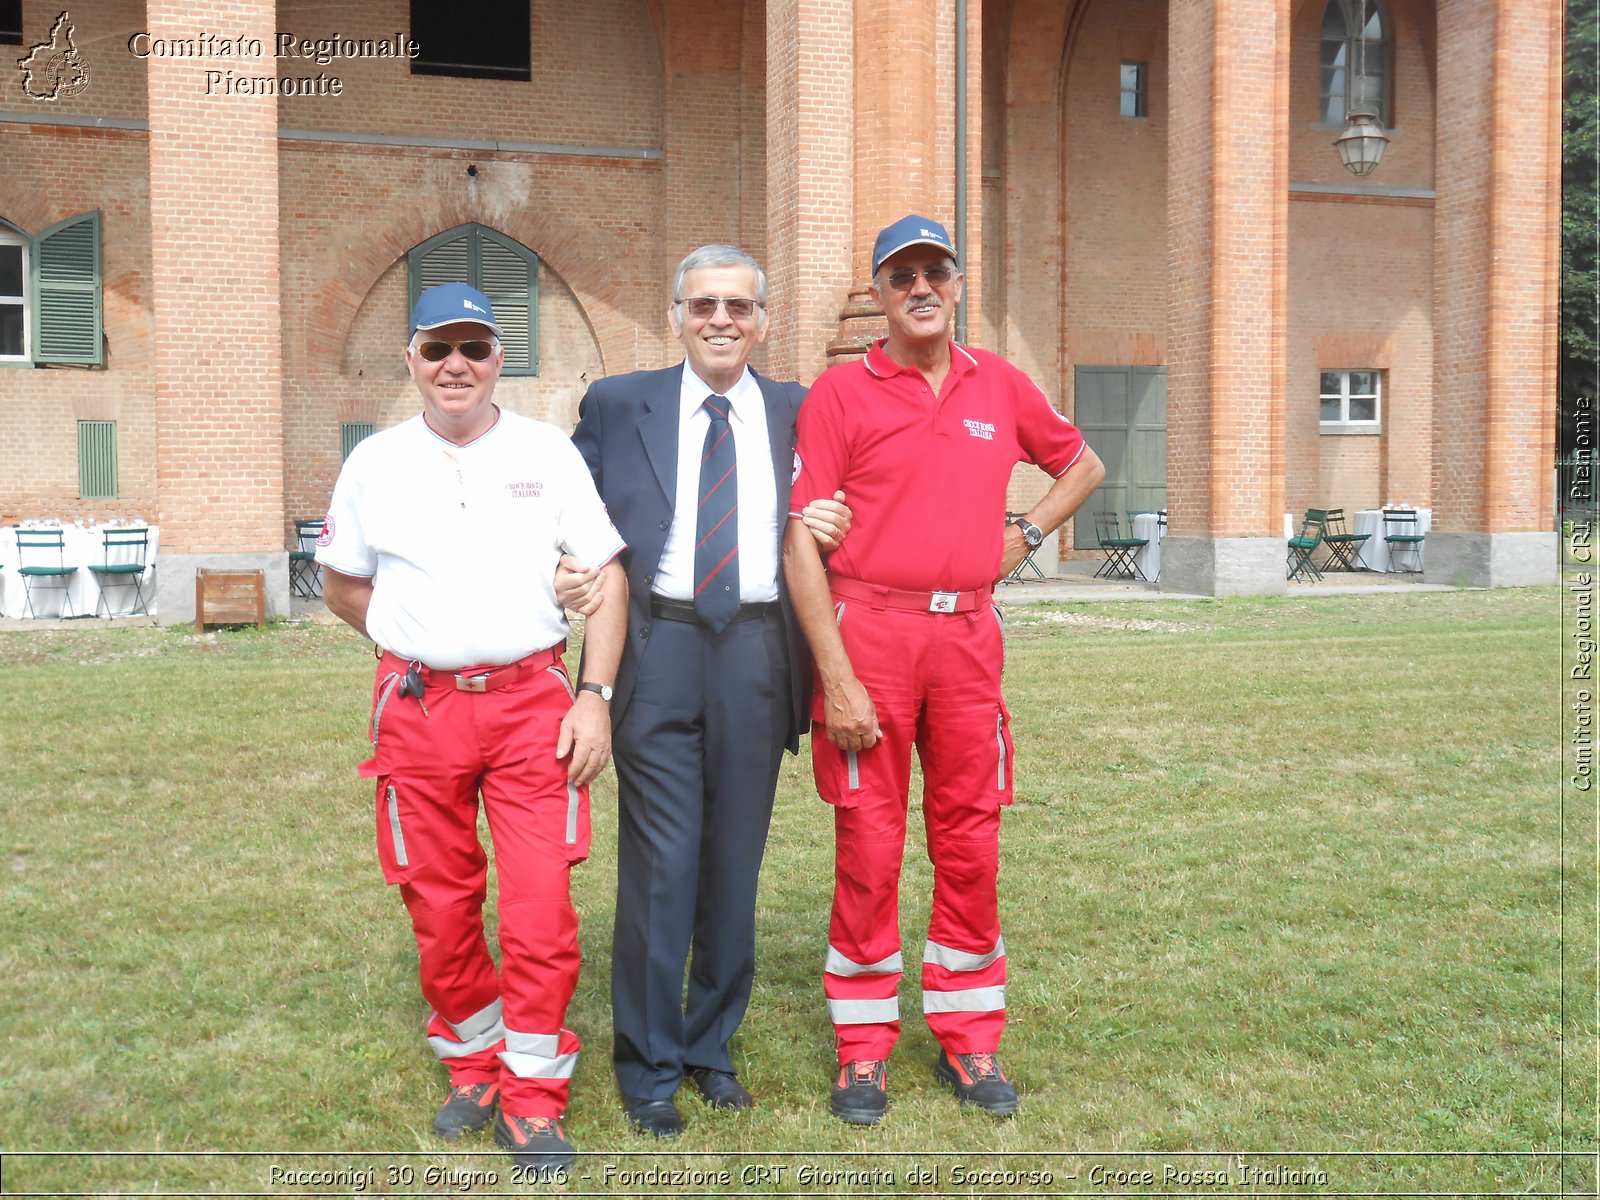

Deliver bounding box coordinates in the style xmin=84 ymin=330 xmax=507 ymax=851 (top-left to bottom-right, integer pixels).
xmin=883 ymin=265 xmax=955 ymax=291
xmin=414 ymin=338 xmax=498 ymax=362
xmin=677 ymin=296 xmax=764 ymax=320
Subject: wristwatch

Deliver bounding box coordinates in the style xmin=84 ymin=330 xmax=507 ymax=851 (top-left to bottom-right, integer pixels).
xmin=1011 ymin=516 xmax=1044 ymax=548
xmin=578 ymin=681 xmax=614 ymax=701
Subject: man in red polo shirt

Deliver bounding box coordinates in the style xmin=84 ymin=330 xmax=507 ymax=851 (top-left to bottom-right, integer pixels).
xmin=782 ymin=215 xmax=1105 ymax=1126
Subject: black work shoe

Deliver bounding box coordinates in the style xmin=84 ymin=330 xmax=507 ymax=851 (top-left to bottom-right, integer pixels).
xmin=432 ymin=1081 xmax=499 ymax=1138
xmin=688 ymin=1068 xmax=755 ymax=1110
xmin=830 ymin=1059 xmax=888 ymax=1125
xmin=935 ymin=1050 xmax=1019 ymax=1117
xmin=493 ymin=1112 xmax=574 ymax=1180
xmin=621 ymin=1094 xmax=684 ymax=1137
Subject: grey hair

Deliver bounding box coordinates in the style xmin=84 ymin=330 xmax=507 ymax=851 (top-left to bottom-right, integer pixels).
xmin=672 ymin=244 xmax=768 ymax=310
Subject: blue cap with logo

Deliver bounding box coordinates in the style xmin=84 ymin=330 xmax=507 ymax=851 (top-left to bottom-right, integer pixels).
xmin=409 ymin=282 xmax=501 ymax=337
xmin=871 ymin=214 xmax=959 ymax=276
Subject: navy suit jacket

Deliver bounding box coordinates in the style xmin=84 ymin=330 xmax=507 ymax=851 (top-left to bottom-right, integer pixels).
xmin=571 ymin=365 xmax=812 ymax=752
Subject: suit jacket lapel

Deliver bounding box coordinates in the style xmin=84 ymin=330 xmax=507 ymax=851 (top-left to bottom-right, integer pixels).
xmin=758 ymin=373 xmax=794 ymax=516
xmin=638 ymin=368 xmax=680 ymax=506
xmin=756 ymin=373 xmax=799 ymax=561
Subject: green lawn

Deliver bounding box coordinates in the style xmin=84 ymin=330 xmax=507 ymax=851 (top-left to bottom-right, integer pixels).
xmin=0 ymin=587 xmax=1590 ymax=1196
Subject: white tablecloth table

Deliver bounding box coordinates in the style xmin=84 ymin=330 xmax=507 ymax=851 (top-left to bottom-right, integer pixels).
xmin=1131 ymin=512 xmax=1165 ymax=582
xmin=1353 ymin=508 xmax=1430 ymax=573
xmin=0 ymin=523 xmax=159 ymax=618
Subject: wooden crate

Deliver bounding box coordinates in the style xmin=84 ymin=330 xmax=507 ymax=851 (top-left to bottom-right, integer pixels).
xmin=195 ymin=568 xmax=266 ymax=632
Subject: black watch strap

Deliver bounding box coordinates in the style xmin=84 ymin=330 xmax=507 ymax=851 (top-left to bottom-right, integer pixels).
xmin=578 ymin=681 xmax=614 ymax=701
xmin=1012 ymin=517 xmax=1044 ymax=547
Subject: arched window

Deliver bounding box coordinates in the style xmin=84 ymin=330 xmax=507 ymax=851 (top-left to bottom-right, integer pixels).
xmin=407 ymin=224 xmax=540 ymax=376
xmin=1320 ymin=0 xmax=1390 ymax=126
xmin=1 ymin=211 xmax=104 ymax=366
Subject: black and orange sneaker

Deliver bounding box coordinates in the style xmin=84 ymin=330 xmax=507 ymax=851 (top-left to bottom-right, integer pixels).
xmin=934 ymin=1050 xmax=1019 ymax=1117
xmin=830 ymin=1059 xmax=888 ymax=1125
xmin=493 ymin=1112 xmax=575 ymax=1180
xmin=432 ymin=1081 xmax=499 ymax=1138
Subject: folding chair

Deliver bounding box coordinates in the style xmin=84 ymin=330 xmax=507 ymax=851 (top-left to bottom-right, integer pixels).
xmin=1003 ymin=511 xmax=1048 ymax=583
xmin=15 ymin=527 xmax=80 ymax=618
xmin=289 ymin=518 xmax=326 ymax=598
xmin=1093 ymin=511 xmax=1149 ymax=581
xmin=1382 ymin=508 xmax=1425 ymax=573
xmin=1318 ymin=507 xmax=1370 ymax=572
xmin=1286 ymin=512 xmax=1326 ymax=581
xmin=88 ymin=526 xmax=151 ymax=616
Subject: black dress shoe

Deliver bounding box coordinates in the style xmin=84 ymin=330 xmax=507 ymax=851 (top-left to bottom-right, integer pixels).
xmin=620 ymin=1094 xmax=683 ymax=1137
xmin=688 ymin=1068 xmax=755 ymax=1111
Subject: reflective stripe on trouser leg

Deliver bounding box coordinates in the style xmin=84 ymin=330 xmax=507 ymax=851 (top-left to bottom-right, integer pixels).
xmin=427 ymin=997 xmax=507 ymax=1060
xmin=922 ymin=939 xmax=1007 ymax=1032
xmin=501 ymin=1026 xmax=580 ymax=1082
xmin=824 ymin=946 xmax=902 ymax=1035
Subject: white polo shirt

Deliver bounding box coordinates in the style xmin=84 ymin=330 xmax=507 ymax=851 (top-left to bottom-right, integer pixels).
xmin=318 ymin=409 xmax=624 ymax=670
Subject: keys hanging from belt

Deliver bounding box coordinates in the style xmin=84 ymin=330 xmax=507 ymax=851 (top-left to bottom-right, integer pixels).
xmin=398 ymin=660 xmax=430 ymax=717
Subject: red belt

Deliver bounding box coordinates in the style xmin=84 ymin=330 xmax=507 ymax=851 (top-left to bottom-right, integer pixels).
xmin=376 ymin=643 xmax=565 ymax=692
xmin=827 ymin=574 xmax=991 ymax=614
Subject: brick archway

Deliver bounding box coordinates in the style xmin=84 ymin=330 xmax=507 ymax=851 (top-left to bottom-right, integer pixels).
xmin=306 ymin=192 xmax=646 ymax=380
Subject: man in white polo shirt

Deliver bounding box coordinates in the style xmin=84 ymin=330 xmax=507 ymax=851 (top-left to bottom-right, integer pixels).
xmin=317 ymin=282 xmax=627 ymax=1180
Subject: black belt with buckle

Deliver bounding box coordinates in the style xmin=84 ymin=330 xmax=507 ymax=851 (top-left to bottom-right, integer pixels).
xmin=650 ymin=596 xmax=779 ymax=626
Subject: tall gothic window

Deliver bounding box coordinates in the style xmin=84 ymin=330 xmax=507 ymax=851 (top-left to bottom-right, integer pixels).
xmin=1320 ymin=0 xmax=1390 ymax=126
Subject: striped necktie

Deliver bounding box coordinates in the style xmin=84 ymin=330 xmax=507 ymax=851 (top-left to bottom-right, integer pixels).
xmin=694 ymin=394 xmax=740 ymax=630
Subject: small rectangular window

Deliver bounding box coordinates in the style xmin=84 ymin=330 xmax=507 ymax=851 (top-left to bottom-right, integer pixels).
xmin=411 ymin=1 xmax=530 ymax=81
xmin=0 ymin=1 xmax=22 ymax=45
xmin=1120 ymin=62 xmax=1148 ymax=119
xmin=1320 ymin=369 xmax=1382 ymax=432
xmin=341 ymin=422 xmax=375 ymax=461
xmin=78 ymin=420 xmax=118 ymax=498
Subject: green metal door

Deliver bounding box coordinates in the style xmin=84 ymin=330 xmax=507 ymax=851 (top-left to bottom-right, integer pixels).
xmin=1073 ymin=366 xmax=1167 ymax=548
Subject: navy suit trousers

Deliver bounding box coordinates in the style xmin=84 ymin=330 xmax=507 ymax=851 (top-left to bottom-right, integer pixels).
xmin=609 ymin=609 xmax=791 ymax=1097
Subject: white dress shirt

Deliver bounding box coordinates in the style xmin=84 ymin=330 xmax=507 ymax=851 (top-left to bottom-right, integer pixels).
xmin=652 ymin=364 xmax=780 ymax=604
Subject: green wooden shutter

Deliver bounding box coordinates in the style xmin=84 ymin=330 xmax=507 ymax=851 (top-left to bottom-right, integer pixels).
xmin=478 ymin=230 xmax=537 ymax=376
xmin=78 ymin=419 xmax=117 ymax=498
xmin=33 ymin=211 xmax=102 ymax=365
xmin=410 ymin=228 xmax=472 ymax=298
xmin=407 ymin=224 xmax=539 ymax=377
xmin=341 ymin=421 xmax=375 ymax=461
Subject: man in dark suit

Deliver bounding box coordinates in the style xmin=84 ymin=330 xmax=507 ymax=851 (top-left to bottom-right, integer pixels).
xmin=564 ymin=245 xmax=848 ymax=1137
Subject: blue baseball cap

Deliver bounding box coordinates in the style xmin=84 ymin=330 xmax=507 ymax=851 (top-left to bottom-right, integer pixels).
xmin=871 ymin=214 xmax=959 ymax=276
xmin=409 ymin=282 xmax=501 ymax=337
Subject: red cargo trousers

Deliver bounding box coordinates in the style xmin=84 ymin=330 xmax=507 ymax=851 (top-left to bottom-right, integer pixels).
xmin=362 ymin=646 xmax=589 ymax=1119
xmin=809 ymin=594 xmax=1014 ymax=1064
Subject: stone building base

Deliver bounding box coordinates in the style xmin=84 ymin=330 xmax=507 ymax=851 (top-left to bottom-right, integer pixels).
xmin=155 ymin=552 xmax=293 ymax=627
xmin=1160 ymin=536 xmax=1288 ymax=598
xmin=1423 ymin=531 xmax=1558 ymax=588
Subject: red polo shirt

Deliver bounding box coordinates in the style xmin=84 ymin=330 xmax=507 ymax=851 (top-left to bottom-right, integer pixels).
xmin=790 ymin=339 xmax=1087 ymax=592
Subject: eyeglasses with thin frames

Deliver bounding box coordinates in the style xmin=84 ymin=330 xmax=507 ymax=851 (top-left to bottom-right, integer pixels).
xmin=414 ymin=338 xmax=498 ymax=362
xmin=676 ymin=296 xmax=764 ymax=320
xmin=882 ymin=265 xmax=955 ymax=291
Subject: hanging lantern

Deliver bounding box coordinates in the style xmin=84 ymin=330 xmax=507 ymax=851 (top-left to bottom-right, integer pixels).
xmin=1332 ymin=0 xmax=1389 ymax=176
xmin=1334 ymin=110 xmax=1390 ymax=175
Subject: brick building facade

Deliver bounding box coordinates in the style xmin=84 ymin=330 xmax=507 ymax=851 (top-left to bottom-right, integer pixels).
xmin=0 ymin=0 xmax=1561 ymax=617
